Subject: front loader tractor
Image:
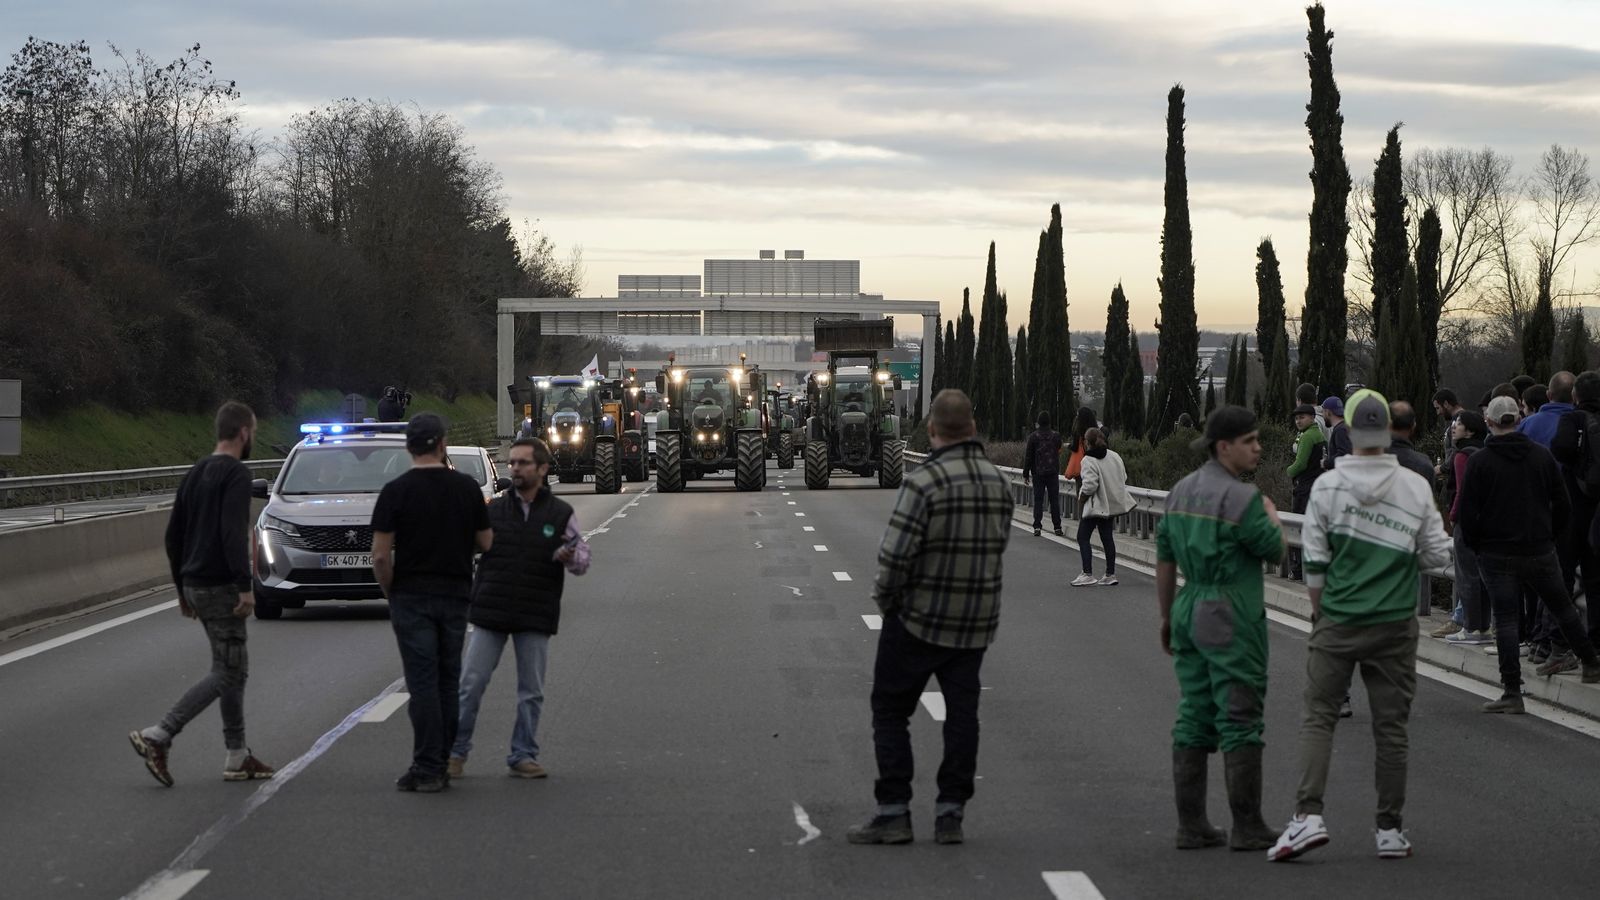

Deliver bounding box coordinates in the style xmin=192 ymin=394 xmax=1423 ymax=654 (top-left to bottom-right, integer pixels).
xmin=803 ymin=318 xmax=906 ymax=490
xmin=653 ymin=354 xmax=769 ymax=493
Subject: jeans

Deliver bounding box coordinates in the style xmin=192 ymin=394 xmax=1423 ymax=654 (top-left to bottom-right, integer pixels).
xmin=161 ymin=584 xmax=249 ymax=750
xmin=452 ymin=627 xmax=550 ymax=767
xmin=390 ymin=592 xmax=470 ymax=778
xmin=1031 ymin=475 xmax=1061 ymax=531
xmin=1477 ymin=550 xmax=1598 ymax=693
xmin=1077 ymin=516 xmax=1116 ymax=575
xmin=1295 ymin=617 xmax=1417 ymax=830
xmin=1453 ymin=530 xmax=1488 ymax=632
xmin=870 ymin=613 xmax=986 ymax=807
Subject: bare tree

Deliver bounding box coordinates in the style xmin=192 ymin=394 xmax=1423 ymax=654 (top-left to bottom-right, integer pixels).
xmin=1528 ymin=144 xmax=1600 ymax=307
xmin=1405 ymin=147 xmax=1512 ymax=316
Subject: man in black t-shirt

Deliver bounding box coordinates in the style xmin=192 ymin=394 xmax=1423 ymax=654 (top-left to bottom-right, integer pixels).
xmin=371 ymin=412 xmax=492 ymax=793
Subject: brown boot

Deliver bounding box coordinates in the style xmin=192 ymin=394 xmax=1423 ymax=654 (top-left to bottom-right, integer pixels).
xmin=1173 ymin=747 xmax=1227 ymax=849
xmin=1223 ymin=745 xmax=1280 ymax=851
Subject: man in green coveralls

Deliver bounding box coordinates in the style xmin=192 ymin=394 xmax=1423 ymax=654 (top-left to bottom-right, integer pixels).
xmin=1156 ymin=405 xmax=1285 ymax=851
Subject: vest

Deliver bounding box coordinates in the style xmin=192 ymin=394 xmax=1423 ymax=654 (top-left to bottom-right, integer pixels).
xmin=469 ymin=488 xmax=574 ymax=634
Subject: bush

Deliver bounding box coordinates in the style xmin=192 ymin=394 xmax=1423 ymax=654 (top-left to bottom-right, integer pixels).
xmin=1104 ymin=421 xmax=1298 ymax=510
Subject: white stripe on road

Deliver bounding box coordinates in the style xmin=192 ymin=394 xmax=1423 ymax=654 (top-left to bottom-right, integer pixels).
xmin=795 ymin=512 xmax=806 ymax=517
xmin=586 ymin=485 xmax=653 ymax=539
xmin=787 ymin=501 xmax=797 ymax=505
xmin=358 ymin=692 xmax=410 ymax=723
xmin=813 ymin=545 xmax=828 ymax=552
xmin=1042 ymin=871 xmax=1107 ymax=900
xmin=862 ymin=614 xmax=883 ymax=630
xmin=832 ymin=572 xmax=852 ymax=582
xmin=803 ymin=526 xmax=815 ymax=532
xmin=123 ymin=870 xmax=209 ymax=900
xmin=792 ymin=802 xmax=822 ymax=846
xmin=781 ymin=585 xmax=804 ymax=597
xmin=919 ymin=692 xmax=946 ymax=721
xmin=0 ymin=599 xmax=176 ymax=669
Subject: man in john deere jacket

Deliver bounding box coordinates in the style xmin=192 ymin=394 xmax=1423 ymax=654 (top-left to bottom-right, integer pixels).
xmin=1156 ymin=406 xmax=1285 ymax=852
xmin=449 ymin=436 xmax=590 ymax=780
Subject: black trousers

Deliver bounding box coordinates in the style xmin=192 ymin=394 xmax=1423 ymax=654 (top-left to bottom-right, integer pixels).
xmin=1478 ymin=551 xmax=1596 ymax=693
xmin=871 ymin=613 xmax=986 ymax=807
xmin=1031 ymin=476 xmax=1061 ymax=530
xmin=390 ymin=592 xmax=470 ymax=778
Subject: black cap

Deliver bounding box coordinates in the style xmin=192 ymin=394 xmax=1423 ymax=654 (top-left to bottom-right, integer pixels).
xmin=1292 ymin=403 xmax=1317 ymax=418
xmin=1191 ymin=405 xmax=1258 ymax=452
xmin=405 ymin=412 xmax=447 ymax=454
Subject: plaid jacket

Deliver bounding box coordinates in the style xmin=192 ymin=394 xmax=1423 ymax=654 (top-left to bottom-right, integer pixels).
xmin=873 ymin=440 xmax=1015 ymax=648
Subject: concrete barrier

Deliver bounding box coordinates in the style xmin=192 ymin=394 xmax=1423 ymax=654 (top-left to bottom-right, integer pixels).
xmin=0 ymin=507 xmax=173 ymax=633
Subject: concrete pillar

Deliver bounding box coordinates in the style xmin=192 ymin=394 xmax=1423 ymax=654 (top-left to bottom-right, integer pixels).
xmin=497 ymin=308 xmax=515 ymax=440
xmin=920 ymin=313 xmax=937 ymax=418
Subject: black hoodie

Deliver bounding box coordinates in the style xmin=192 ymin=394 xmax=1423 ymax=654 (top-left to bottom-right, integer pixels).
xmin=1459 ymin=431 xmax=1569 ymax=556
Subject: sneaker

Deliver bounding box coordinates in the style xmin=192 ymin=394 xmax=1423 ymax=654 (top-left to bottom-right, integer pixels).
xmin=395 ymin=770 xmax=447 ymax=793
xmin=1266 ymin=813 xmax=1329 ymax=862
xmin=1430 ymin=621 xmax=1463 ymax=639
xmin=1376 ymin=828 xmax=1412 ymax=859
xmin=223 ymin=753 xmax=276 ymax=781
xmin=509 ymin=760 xmax=548 ymax=779
xmin=1033 ymin=527 xmax=1042 ymax=536
xmin=1071 ymin=573 xmax=1098 ymax=587
xmin=934 ymin=813 xmax=964 ymax=845
xmin=128 ymin=730 xmax=174 ymax=788
xmin=1098 ymin=575 xmax=1118 ymax=586
xmin=1338 ymin=698 xmax=1353 ymax=719
xmin=1481 ymin=694 xmax=1526 ymax=715
xmin=846 ymin=812 xmax=913 ymax=845
xmin=447 ymin=757 xmax=466 ymax=778
xmin=1445 ymin=629 xmax=1492 ymax=645
xmin=1053 ymin=527 xmax=1065 ymax=537
xmin=1537 ymin=651 xmax=1579 ymax=677
xmin=1530 ymin=644 xmax=1552 ymax=665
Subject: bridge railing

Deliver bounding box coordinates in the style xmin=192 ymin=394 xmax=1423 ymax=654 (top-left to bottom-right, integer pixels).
xmin=0 ymin=460 xmax=286 ymax=510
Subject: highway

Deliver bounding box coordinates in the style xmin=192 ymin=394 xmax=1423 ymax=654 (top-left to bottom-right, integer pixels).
xmin=3 ymin=462 xmax=1599 ymax=899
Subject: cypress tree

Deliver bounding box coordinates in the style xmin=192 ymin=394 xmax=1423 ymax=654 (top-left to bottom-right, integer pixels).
xmin=1231 ymin=336 xmax=1251 ymax=407
xmin=1027 ymin=230 xmax=1049 ymax=391
xmin=1388 ymin=264 xmax=1430 ymax=406
xmin=1255 ymin=239 xmax=1289 ymax=377
xmin=995 ymin=290 xmax=1014 ymax=439
xmin=932 ymin=314 xmax=945 ymax=394
xmin=1416 ymin=207 xmax=1444 ymax=389
xmin=1561 ymin=311 xmax=1590 ymax=375
xmin=1032 ymin=205 xmax=1073 ymax=432
xmin=1205 ymin=375 xmax=1217 ymax=417
xmin=1266 ymin=328 xmax=1292 ymax=417
xmin=1369 ymin=125 xmax=1408 ymax=346
xmin=1297 ymin=2 xmax=1351 ymax=398
xmin=943 ymin=320 xmax=957 ymax=394
xmin=1523 ymin=259 xmax=1556 ymax=384
xmin=1146 ymin=377 xmax=1163 ymax=438
xmin=1014 ymin=325 xmax=1031 ymax=435
xmin=1103 ymin=283 xmax=1132 ymax=434
xmin=973 ymin=243 xmax=1002 ymax=434
xmin=1124 ymin=329 xmax=1147 ymax=440
xmin=956 ymin=287 xmax=976 ymax=395
xmin=1154 ymin=83 xmax=1199 ymax=438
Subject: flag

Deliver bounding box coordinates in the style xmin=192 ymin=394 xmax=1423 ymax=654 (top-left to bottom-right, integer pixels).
xmin=582 ymin=354 xmax=601 ymax=378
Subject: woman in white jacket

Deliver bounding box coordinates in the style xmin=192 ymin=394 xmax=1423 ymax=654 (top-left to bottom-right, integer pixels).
xmin=1073 ymin=428 xmax=1135 ymax=586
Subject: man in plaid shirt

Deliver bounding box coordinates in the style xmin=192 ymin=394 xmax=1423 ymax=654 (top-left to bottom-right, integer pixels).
xmin=848 ymin=390 xmax=1014 ymax=847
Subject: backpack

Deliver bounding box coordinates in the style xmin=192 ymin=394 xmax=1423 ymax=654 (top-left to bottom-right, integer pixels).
xmin=1578 ymin=411 xmax=1600 ymax=500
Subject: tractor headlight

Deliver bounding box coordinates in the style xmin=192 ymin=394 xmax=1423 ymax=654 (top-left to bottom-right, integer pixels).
xmin=696 ymin=433 xmax=706 ymax=443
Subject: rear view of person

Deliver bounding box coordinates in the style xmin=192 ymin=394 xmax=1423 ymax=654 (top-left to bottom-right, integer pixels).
xmin=1072 ymin=428 xmax=1133 ymax=586
xmin=1286 ymin=404 xmax=1326 ymax=580
xmin=1022 ymin=411 xmax=1065 ymax=537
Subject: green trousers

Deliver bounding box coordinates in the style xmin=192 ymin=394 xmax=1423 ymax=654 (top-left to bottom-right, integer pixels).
xmin=1170 ymin=590 xmax=1268 ymax=752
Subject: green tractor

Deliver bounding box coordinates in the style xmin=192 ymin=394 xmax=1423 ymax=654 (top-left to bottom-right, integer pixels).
xmin=764 ymin=388 xmax=798 ymax=470
xmin=522 ymin=374 xmax=647 ymax=494
xmin=803 ymin=318 xmax=905 ymax=490
xmin=652 ymin=355 xmax=769 ymax=492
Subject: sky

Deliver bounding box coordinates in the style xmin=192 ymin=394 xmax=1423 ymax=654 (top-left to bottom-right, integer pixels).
xmin=7 ymin=0 xmax=1600 ymax=334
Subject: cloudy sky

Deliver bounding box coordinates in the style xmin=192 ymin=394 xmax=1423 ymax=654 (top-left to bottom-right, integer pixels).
xmin=8 ymin=1 xmax=1600 ymax=333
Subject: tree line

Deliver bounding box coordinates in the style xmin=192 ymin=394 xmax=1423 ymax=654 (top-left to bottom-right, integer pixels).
xmin=0 ymin=38 xmax=586 ymax=417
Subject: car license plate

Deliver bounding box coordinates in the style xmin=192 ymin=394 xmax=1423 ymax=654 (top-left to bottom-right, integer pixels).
xmin=321 ymin=554 xmax=373 ymax=568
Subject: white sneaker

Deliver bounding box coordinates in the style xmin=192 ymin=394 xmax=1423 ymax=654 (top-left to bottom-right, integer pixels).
xmin=1267 ymin=813 xmax=1329 ymax=862
xmin=1445 ymin=629 xmax=1492 ymax=645
xmin=1071 ymin=573 xmax=1098 ymax=587
xmin=1376 ymin=828 xmax=1412 ymax=859
xmin=1097 ymin=575 xmax=1118 ymax=586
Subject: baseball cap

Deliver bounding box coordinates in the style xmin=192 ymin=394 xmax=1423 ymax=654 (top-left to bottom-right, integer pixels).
xmin=405 ymin=412 xmax=447 ymax=453
xmin=1345 ymin=388 xmax=1391 ymax=450
xmin=1320 ymin=396 xmax=1344 ymax=417
xmin=1485 ymin=395 xmax=1520 ymax=428
xmin=1190 ymin=405 xmax=1258 ymax=452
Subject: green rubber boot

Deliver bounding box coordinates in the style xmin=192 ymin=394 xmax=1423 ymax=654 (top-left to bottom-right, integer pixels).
xmin=1223 ymin=745 xmax=1281 ymax=851
xmin=1173 ymin=747 xmax=1227 ymax=850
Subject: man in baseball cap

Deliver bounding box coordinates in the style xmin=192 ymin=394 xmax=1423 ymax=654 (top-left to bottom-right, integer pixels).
xmin=1321 ymin=396 xmax=1351 ymax=470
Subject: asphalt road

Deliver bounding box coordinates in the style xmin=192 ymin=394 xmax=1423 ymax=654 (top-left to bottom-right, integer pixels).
xmin=3 ymin=463 xmax=1599 ymax=899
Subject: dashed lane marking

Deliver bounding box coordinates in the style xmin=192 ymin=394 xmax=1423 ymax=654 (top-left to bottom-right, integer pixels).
xmin=803 ymin=526 xmax=815 ymax=532
xmin=862 ymin=614 xmax=883 ymax=630
xmin=832 ymin=572 xmax=852 ymax=582
xmin=787 ymin=501 xmax=797 ymax=505
xmin=124 ymin=870 xmax=209 ymax=900
xmin=358 ymin=692 xmax=410 ymax=723
xmin=795 ymin=512 xmax=807 ymax=517
xmin=792 ymin=802 xmax=822 ymax=846
xmin=919 ymin=693 xmax=946 ymax=721
xmin=586 ymin=485 xmax=653 ymax=539
xmin=1042 ymin=871 xmax=1108 ymax=900
xmin=813 ymin=545 xmax=828 ymax=552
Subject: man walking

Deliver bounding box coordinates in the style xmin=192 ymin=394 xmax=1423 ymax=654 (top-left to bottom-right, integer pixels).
xmin=849 ymin=390 xmax=1013 ymax=846
xmin=450 ymin=437 xmax=589 ymax=780
xmin=1460 ymin=396 xmax=1600 ymax=714
xmin=1157 ymin=406 xmax=1285 ymax=851
xmin=130 ymin=401 xmax=275 ymax=786
xmin=1022 ymin=411 xmax=1065 ymax=537
xmin=371 ymin=413 xmax=492 ymax=792
xmin=1268 ymin=390 xmax=1451 ymax=862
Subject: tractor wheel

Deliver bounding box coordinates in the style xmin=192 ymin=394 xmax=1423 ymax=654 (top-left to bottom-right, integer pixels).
xmin=735 ymin=431 xmax=765 ymax=492
xmin=655 ymin=432 xmax=684 ymax=493
xmin=879 ymin=439 xmax=905 ymax=489
xmin=777 ymin=432 xmax=795 ymax=469
xmin=804 ymin=441 xmax=831 ymax=490
xmin=594 ymin=440 xmax=620 ymax=494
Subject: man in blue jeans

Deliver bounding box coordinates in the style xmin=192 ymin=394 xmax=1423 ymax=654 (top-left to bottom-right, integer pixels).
xmin=1022 ymin=411 xmax=1064 ymax=537
xmin=372 ymin=413 xmax=492 ymax=792
xmin=450 ymin=437 xmax=589 ymax=779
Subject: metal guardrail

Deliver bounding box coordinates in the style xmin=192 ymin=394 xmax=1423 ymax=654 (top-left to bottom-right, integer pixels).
xmin=0 ymin=460 xmax=286 ymax=510
xmin=906 ymin=451 xmax=1452 ymax=617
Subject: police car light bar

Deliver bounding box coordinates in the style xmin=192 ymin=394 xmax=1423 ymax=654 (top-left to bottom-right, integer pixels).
xmin=300 ymin=422 xmax=408 ymax=435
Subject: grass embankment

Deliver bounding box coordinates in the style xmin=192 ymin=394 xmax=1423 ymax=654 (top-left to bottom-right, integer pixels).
xmin=4 ymin=390 xmax=496 ymax=476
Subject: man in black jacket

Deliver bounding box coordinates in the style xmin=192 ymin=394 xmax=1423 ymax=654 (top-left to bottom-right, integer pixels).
xmin=1386 ymin=401 xmax=1435 ymax=486
xmin=1021 ymin=411 xmax=1064 ymax=537
xmin=1549 ymin=370 xmax=1600 ymax=659
xmin=130 ymin=401 xmax=275 ymax=787
xmin=449 ymin=437 xmax=589 ymax=779
xmin=1460 ymin=396 xmax=1600 ymax=714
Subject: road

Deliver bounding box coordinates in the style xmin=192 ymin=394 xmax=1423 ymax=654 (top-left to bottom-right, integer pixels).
xmin=2 ymin=462 xmax=1599 ymax=899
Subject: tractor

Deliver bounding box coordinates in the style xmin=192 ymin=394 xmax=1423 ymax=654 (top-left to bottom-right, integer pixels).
xmin=652 ymin=354 xmax=769 ymax=492
xmin=803 ymin=318 xmax=906 ymax=490
xmin=523 ymin=374 xmax=647 ymax=494
xmin=764 ymin=388 xmax=798 ymax=469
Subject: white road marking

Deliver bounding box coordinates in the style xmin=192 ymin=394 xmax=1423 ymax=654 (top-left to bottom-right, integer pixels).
xmin=832 ymin=571 xmax=852 ymax=582
xmin=862 ymin=614 xmax=883 ymax=630
xmin=0 ymin=599 xmax=176 ymax=669
xmin=123 ymin=870 xmax=209 ymax=900
xmin=754 ymin=541 xmax=764 ymax=549
xmin=795 ymin=512 xmax=806 ymax=517
xmin=753 ymin=510 xmax=764 ymax=517
xmin=783 ymin=492 xmax=791 ymax=496
xmin=586 ymin=486 xmax=653 ymax=539
xmin=792 ymin=802 xmax=822 ymax=846
xmin=1042 ymin=871 xmax=1107 ymax=900
xmin=780 ymin=585 xmax=804 ymax=597
xmin=813 ymin=545 xmax=828 ymax=552
xmin=919 ymin=692 xmax=946 ymax=721
xmin=359 ymin=692 xmax=410 ymax=723
xmin=615 ymin=513 xmax=627 ymax=518
xmin=803 ymin=526 xmax=815 ymax=532
xmin=787 ymin=501 xmax=797 ymax=505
